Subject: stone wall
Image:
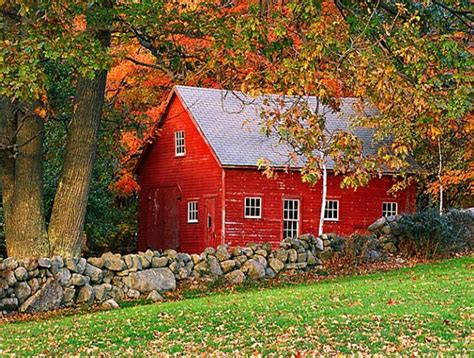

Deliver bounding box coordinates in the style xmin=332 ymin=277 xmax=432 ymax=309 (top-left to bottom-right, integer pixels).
xmin=0 ymin=234 xmax=333 ymax=315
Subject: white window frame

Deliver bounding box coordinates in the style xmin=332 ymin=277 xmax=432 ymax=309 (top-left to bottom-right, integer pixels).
xmin=244 ymin=197 xmax=262 ymax=219
xmin=323 ymin=199 xmax=339 ymax=221
xmin=175 ymin=130 xmax=185 ymax=156
xmin=187 ymin=201 xmax=198 ymax=223
xmin=283 ymin=199 xmax=300 ymax=239
xmin=382 ymin=202 xmax=398 ymax=217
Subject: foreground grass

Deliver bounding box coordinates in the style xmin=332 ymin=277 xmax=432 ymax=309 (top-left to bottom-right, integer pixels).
xmin=1 ymin=256 xmax=472 ymax=355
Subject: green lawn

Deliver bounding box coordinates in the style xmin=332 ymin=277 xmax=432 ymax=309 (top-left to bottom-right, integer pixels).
xmin=1 ymin=256 xmax=472 ymax=355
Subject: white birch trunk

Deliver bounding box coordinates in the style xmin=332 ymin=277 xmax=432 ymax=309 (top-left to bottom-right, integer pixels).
xmin=438 ymin=139 xmax=443 ymax=215
xmin=318 ymin=161 xmax=327 ymax=236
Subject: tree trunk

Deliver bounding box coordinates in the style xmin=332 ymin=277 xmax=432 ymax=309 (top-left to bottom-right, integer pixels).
xmin=7 ymin=106 xmax=49 ymax=259
xmin=48 ymin=28 xmax=111 ymax=257
xmin=318 ymin=160 xmax=327 ymax=236
xmin=438 ymin=139 xmax=443 ymax=215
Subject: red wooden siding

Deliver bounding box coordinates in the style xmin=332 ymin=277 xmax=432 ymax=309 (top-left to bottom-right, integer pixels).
xmin=137 ymin=95 xmax=223 ymax=253
xmin=223 ymin=168 xmax=416 ymax=248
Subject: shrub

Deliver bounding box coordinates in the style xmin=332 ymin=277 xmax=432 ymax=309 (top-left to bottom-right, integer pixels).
xmin=396 ymin=208 xmax=473 ymax=258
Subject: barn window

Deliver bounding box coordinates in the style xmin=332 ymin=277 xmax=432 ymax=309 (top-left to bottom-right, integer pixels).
xmin=323 ymin=200 xmax=339 ymax=221
xmin=244 ymin=197 xmax=262 ymax=218
xmin=175 ymin=131 xmax=185 ymax=156
xmin=187 ymin=201 xmax=198 ymax=223
xmin=382 ymin=202 xmax=397 ymax=217
xmin=283 ymin=199 xmax=299 ymax=238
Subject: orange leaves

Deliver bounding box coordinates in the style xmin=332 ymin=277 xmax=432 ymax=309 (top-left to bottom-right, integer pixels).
xmin=111 ymin=169 xmax=140 ymax=198
xmin=34 ymin=106 xmax=47 ymax=119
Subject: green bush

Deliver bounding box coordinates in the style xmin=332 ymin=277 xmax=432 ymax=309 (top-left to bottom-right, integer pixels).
xmin=396 ymin=208 xmax=473 ymax=258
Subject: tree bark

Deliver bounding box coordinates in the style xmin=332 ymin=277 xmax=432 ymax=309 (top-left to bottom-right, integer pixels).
xmin=318 ymin=160 xmax=327 ymax=236
xmin=48 ymin=28 xmax=111 ymax=257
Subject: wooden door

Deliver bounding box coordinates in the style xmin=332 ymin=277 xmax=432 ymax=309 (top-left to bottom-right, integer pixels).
xmin=147 ymin=186 xmax=180 ymax=250
xmin=204 ymin=196 xmax=217 ymax=248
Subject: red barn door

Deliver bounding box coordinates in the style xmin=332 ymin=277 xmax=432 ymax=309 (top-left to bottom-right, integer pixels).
xmin=204 ymin=196 xmax=218 ymax=248
xmin=146 ymin=186 xmax=180 ymax=250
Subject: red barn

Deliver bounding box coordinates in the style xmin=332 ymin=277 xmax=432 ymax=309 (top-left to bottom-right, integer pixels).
xmin=136 ymin=86 xmax=416 ymax=253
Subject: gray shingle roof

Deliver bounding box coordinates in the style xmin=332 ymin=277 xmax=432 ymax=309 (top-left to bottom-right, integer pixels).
xmin=175 ymin=85 xmax=379 ymax=169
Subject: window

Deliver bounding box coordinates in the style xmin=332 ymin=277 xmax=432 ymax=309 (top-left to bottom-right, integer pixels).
xmin=175 ymin=131 xmax=185 ymax=156
xmin=244 ymin=197 xmax=262 ymax=218
xmin=283 ymin=199 xmax=299 ymax=238
xmin=382 ymin=202 xmax=398 ymax=217
xmin=324 ymin=200 xmax=339 ymax=221
xmin=187 ymin=201 xmax=198 ymax=223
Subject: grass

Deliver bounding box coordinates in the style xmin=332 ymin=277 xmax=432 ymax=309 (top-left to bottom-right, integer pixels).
xmin=1 ymin=256 xmax=472 ymax=355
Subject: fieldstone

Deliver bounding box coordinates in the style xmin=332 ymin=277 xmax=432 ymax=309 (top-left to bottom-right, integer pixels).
xmin=62 ymin=287 xmax=76 ymax=306
xmin=163 ymin=249 xmax=177 ymax=260
xmin=287 ymin=249 xmax=298 ymax=263
xmin=123 ymin=254 xmax=142 ymax=272
xmin=38 ymin=258 xmax=51 ymax=269
xmin=28 ymin=278 xmax=40 ymax=293
xmin=247 ymin=243 xmax=259 ymax=251
xmin=280 ymin=241 xmax=291 ymax=249
xmin=254 ymin=255 xmax=267 ymax=268
xmin=177 ymin=253 xmax=191 ymax=263
xmin=381 ymin=225 xmax=392 ymax=235
xmin=0 ymin=278 xmax=8 ymax=290
xmin=23 ymin=258 xmax=38 ymax=271
xmin=71 ymin=273 xmax=87 ymax=286
xmin=56 ymin=268 xmax=71 ymax=286
xmin=176 ymin=267 xmax=189 ymax=280
xmin=225 ymin=270 xmax=245 ymax=284
xmin=204 ymin=247 xmax=216 ymax=255
xmin=262 ymin=242 xmax=273 ymax=254
xmin=216 ymin=245 xmax=231 ymax=261
xmin=122 ymin=268 xmax=176 ymax=293
xmin=194 ymin=261 xmax=210 ymax=275
xmin=116 ymin=269 xmax=130 ymax=277
xmin=235 ymin=255 xmax=248 ymax=265
xmin=265 ymin=267 xmax=276 ymax=278
xmin=242 ymin=247 xmax=253 ymax=257
xmin=191 ymin=254 xmax=201 ymax=265
xmin=103 ymin=298 xmax=120 ymax=309
xmin=365 ymin=250 xmax=382 ymax=262
xmin=127 ymin=289 xmax=140 ymax=299
xmin=147 ymin=290 xmax=164 ymax=302
xmin=220 ymin=259 xmax=236 ymax=273
xmin=255 ymin=249 xmax=267 ymax=257
xmin=110 ymin=286 xmax=125 ymax=301
xmin=231 ymin=246 xmax=242 ymax=257
xmin=4 ymin=257 xmax=18 ymax=270
xmin=76 ymin=284 xmax=94 ymax=304
xmin=83 ymin=263 xmax=103 ymax=283
xmin=138 ymin=255 xmax=151 ymax=269
xmin=297 ymin=252 xmax=307 ymax=263
xmin=168 ymin=261 xmax=178 ymax=273
xmin=102 ymin=252 xmax=126 ymax=271
xmin=3 ymin=270 xmax=16 ymax=286
xmin=208 ymin=256 xmax=223 ymax=276
xmin=152 ymin=256 xmax=168 ymax=268
xmin=94 ymin=283 xmax=112 ymax=302
xmin=19 ymin=278 xmax=63 ymax=313
xmin=315 ymin=237 xmax=324 ymax=251
xmin=102 ymin=269 xmax=114 ymax=284
xmin=286 ymin=262 xmax=307 ymax=270
xmin=29 ymin=269 xmax=39 ymax=278
xmin=87 ymin=256 xmax=104 ymax=269
xmin=14 ymin=267 xmax=28 ymax=281
xmin=14 ymin=282 xmax=32 ymax=302
xmin=274 ymin=249 xmax=289 ymax=263
xmin=368 ymin=217 xmax=387 ymax=232
xmin=144 ymin=249 xmax=155 ymax=262
xmin=268 ymin=258 xmax=285 ymax=273
xmin=65 ymin=257 xmax=78 ymax=272
xmin=0 ymin=297 xmax=19 ymax=310
xmin=242 ymin=259 xmax=265 ymax=279
xmin=51 ymin=256 xmax=64 ymax=268
xmin=307 ymin=252 xmax=317 ymax=266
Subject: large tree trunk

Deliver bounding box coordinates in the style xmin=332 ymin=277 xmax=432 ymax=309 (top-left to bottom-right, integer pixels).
xmin=48 ymin=29 xmax=111 ymax=257
xmin=1 ymin=9 xmax=49 ymax=259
